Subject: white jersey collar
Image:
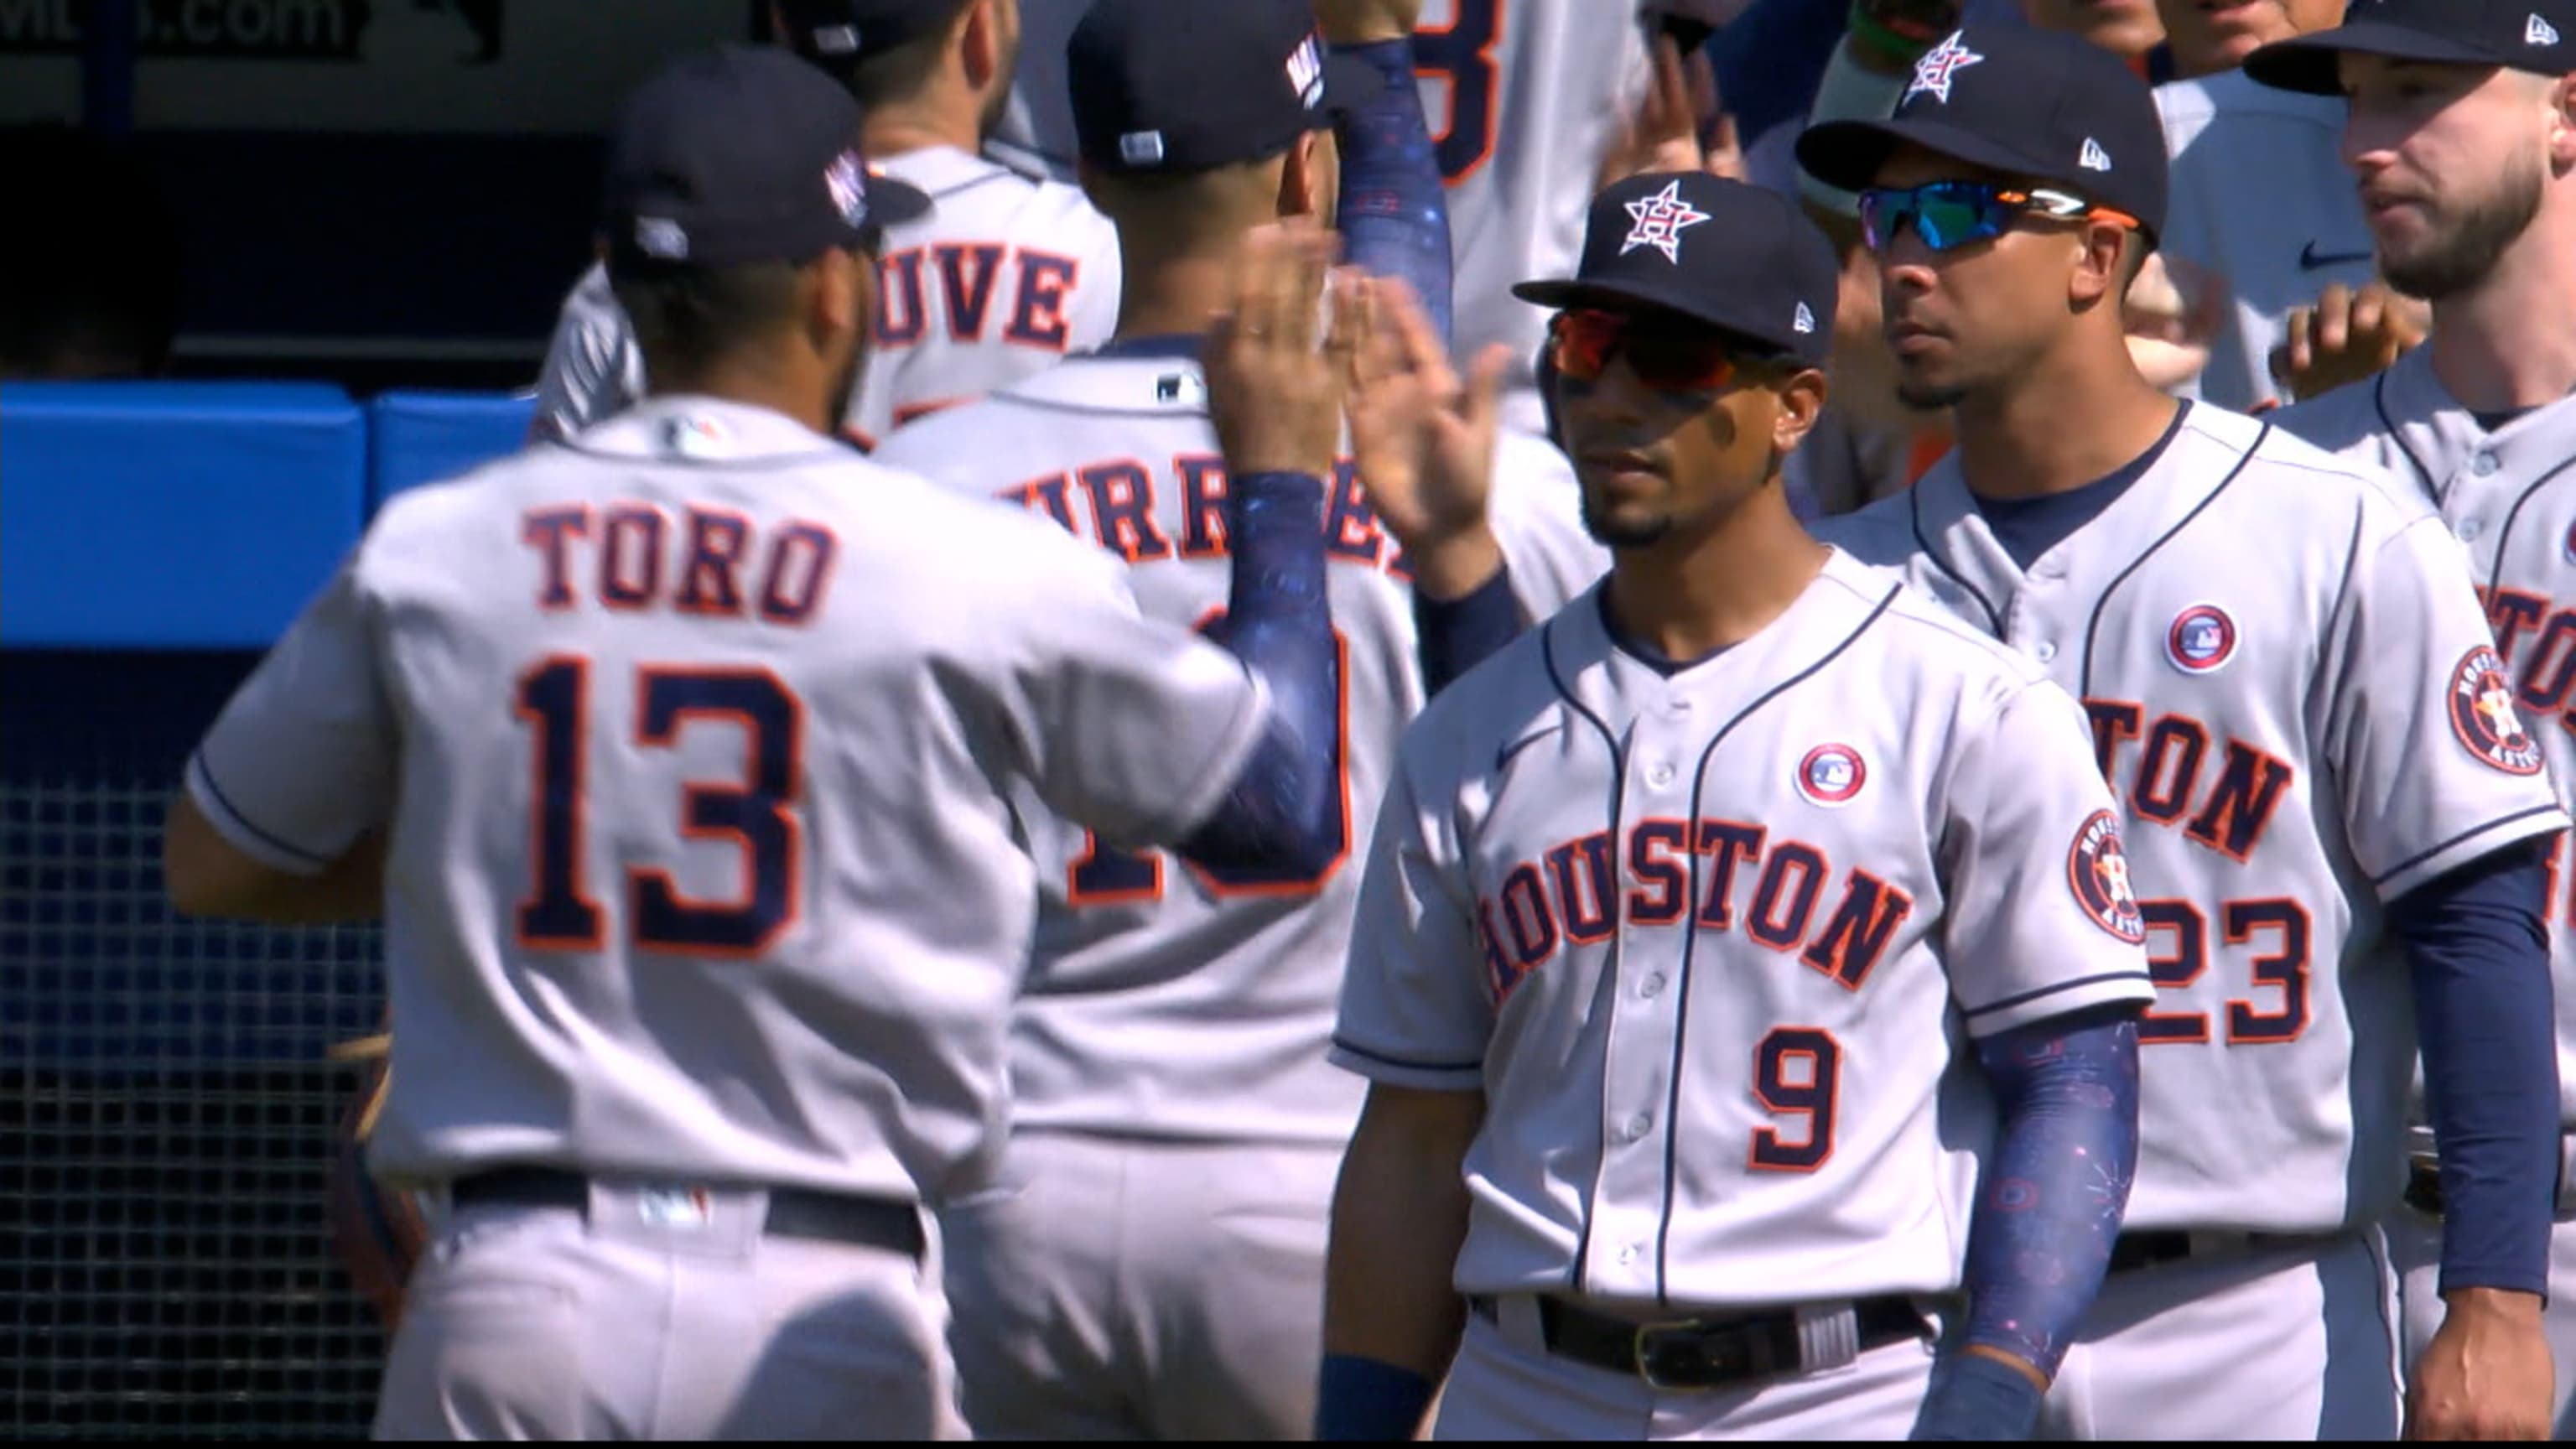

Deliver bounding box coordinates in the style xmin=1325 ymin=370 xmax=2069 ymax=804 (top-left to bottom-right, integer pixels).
xmin=570 ymin=394 xmax=849 ymax=464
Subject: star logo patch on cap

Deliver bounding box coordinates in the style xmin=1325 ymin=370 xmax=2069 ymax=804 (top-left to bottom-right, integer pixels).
xmin=1621 ymin=179 xmax=1711 ymax=263
xmin=1906 ymin=32 xmax=1984 ymax=105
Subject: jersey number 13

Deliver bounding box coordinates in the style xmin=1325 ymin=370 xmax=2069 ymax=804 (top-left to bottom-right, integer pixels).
xmin=512 ymin=657 xmax=801 ymax=958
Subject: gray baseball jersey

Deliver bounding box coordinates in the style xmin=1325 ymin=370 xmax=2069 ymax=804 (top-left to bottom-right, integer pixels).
xmin=181 ymin=394 xmax=1280 ymax=1205
xmin=527 ymin=145 xmax=1120 ymax=449
xmin=1331 ymin=552 xmax=2154 ymax=1305
xmin=2154 ymin=69 xmax=2376 ymax=413
xmin=874 ymin=348 xmax=1606 ymax=1148
xmin=1416 ymin=0 xmax=1653 ymax=437
xmin=1819 ymin=402 xmax=2571 ymax=1233
xmin=2278 ymin=346 xmax=2576 ymax=1126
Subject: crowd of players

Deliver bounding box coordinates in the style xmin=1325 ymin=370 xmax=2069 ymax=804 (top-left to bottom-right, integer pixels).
xmin=153 ymin=0 xmax=2576 ymax=1440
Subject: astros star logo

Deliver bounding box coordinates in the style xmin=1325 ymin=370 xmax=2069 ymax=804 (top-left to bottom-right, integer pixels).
xmin=1621 ymin=179 xmax=1711 ymax=263
xmin=1907 ymin=32 xmax=1984 ymax=105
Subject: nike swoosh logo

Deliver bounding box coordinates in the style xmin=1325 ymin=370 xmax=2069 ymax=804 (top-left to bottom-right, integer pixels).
xmin=1494 ymin=724 xmax=1564 ymax=774
xmin=2300 ymin=240 xmax=2375 ymax=270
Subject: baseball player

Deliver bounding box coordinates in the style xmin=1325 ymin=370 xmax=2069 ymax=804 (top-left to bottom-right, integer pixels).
xmin=1794 ymin=20 xmax=2570 ymax=1438
xmin=874 ymin=2 xmax=1602 ymax=1437
xmin=2246 ymin=0 xmax=2576 ymax=1431
xmin=2149 ymin=0 xmax=2371 ymax=413
xmin=1318 ymin=170 xmax=2154 ymax=1442
xmin=158 ymin=45 xmax=1355 ymax=1441
xmin=529 ymin=0 xmax=1120 ymax=451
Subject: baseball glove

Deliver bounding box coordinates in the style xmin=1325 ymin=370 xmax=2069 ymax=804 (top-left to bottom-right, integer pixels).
xmin=325 ymin=1015 xmax=428 ymax=1336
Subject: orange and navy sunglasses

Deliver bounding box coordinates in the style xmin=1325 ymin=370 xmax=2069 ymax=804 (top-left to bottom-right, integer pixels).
xmin=1548 ymin=309 xmax=1768 ymax=393
xmin=1856 ymin=179 xmax=2142 ymax=255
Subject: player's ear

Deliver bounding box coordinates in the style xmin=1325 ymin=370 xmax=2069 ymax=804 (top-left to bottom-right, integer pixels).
xmin=960 ymin=0 xmax=1004 ymax=90
xmin=2548 ymin=71 xmax=2576 ymax=170
xmin=1280 ymin=131 xmax=1332 ymax=221
xmin=2066 ymin=221 xmax=2127 ymax=309
xmin=1768 ymin=364 xmax=1828 ymax=455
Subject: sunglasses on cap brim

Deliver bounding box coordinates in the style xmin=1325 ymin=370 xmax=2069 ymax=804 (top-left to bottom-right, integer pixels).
xmin=1547 ymin=309 xmax=1783 ymax=394
xmin=1856 ymin=179 xmax=2142 ymax=254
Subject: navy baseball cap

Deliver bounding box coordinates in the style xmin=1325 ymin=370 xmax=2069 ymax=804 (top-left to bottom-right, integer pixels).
xmin=1512 ymin=172 xmax=1841 ymax=367
xmin=2245 ymin=0 xmax=2576 ymax=96
xmin=771 ymin=0 xmax=963 ymax=65
xmin=1796 ymin=24 xmax=2168 ymax=243
xmin=1068 ymin=0 xmax=1383 ymax=175
xmin=602 ymin=45 xmax=930 ymax=275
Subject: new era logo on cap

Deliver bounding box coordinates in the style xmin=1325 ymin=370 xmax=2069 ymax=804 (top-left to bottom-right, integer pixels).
xmin=1120 ymin=131 xmax=1166 ymax=165
xmin=2080 ymin=138 xmax=2111 ymax=172
xmin=1622 ymin=179 xmax=1712 ymax=262
xmin=1286 ymin=31 xmax=1327 ymax=108
xmin=809 ymin=23 xmax=860 ymax=55
xmin=1794 ymin=301 xmax=1816 ymax=335
xmin=2531 ymin=12 xmax=2563 ymax=43
xmin=823 ymin=150 xmax=869 ymax=226
xmin=1907 ymin=32 xmax=1984 ymax=104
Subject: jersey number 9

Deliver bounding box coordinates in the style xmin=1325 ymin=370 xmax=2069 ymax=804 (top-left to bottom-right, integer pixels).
xmin=513 ymin=657 xmax=802 ymax=958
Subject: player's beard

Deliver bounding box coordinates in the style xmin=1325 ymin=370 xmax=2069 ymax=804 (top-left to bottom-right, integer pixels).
xmin=1579 ymin=495 xmax=1673 ymax=549
xmin=2381 ymin=156 xmax=2545 ymax=302
xmin=1897 ymin=378 xmax=1966 ymax=413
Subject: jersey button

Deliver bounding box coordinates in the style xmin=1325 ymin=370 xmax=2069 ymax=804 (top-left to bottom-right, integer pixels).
xmin=2457 ymin=517 xmax=2485 ymax=542
xmin=1617 ymin=1244 xmax=1640 ymax=1265
xmin=1639 ymin=972 xmax=1667 ymax=999
xmin=1624 ymin=1113 xmax=1654 ymax=1140
xmin=2472 ymin=453 xmax=2501 ymax=476
xmin=2034 ymin=641 xmax=2059 ymax=663
xmin=1646 ymin=762 xmax=1676 ymax=787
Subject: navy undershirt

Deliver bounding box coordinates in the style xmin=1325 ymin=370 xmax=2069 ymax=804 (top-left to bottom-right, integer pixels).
xmin=1970 ymin=402 xmax=2188 ymax=569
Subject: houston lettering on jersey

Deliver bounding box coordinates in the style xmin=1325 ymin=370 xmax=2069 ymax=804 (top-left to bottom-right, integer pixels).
xmin=1477 ymin=820 xmax=1915 ymax=1005
xmin=2483 ymin=582 xmax=2576 ymax=928
xmin=2080 ymin=701 xmax=2298 ymax=863
xmin=999 ymin=455 xmax=1411 ymax=578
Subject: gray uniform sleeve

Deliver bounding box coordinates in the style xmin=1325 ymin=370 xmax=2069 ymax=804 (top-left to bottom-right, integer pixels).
xmin=2326 ymin=513 xmax=2572 ymax=900
xmin=528 ymin=269 xmax=646 ymax=444
xmin=1329 ymin=750 xmax=1493 ymax=1091
xmin=184 ymin=555 xmax=397 ymax=874
xmin=1005 ymin=539 xmax=1273 ymax=851
xmin=1940 ymin=679 xmax=2159 ymax=1036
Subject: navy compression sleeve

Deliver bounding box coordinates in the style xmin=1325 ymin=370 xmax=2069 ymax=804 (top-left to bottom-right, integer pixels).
xmin=1914 ymin=1005 xmax=2142 ymax=1440
xmin=1414 ymin=563 xmax=1525 ymax=697
xmin=2392 ymin=840 xmax=2560 ymax=1297
xmin=1332 ymin=38 xmax=1454 ymax=347
xmin=1177 ymin=471 xmax=1340 ymax=877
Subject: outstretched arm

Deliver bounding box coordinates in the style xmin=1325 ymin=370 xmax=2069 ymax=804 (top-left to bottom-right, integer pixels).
xmin=1317 ymin=1 xmax=1454 ymax=347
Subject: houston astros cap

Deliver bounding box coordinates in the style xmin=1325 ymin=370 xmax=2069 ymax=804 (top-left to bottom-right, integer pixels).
xmin=2244 ymin=0 xmax=2576 ymax=96
xmin=1512 ymin=172 xmax=1840 ymax=366
xmin=1068 ymin=0 xmax=1383 ymax=175
xmin=1796 ymin=23 xmax=2168 ymax=243
xmin=601 ymin=44 xmax=931 ymax=276
xmin=771 ymin=0 xmax=963 ymax=67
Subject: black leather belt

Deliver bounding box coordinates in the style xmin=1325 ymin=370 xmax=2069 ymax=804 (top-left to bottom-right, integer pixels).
xmin=452 ymin=1166 xmax=924 ymax=1260
xmin=2108 ymin=1230 xmax=2200 ymax=1274
xmin=1467 ymin=1293 xmax=1929 ymax=1390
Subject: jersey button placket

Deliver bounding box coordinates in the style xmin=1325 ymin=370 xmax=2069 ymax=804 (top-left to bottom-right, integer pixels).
xmin=1589 ymin=735 xmax=1684 ymax=1297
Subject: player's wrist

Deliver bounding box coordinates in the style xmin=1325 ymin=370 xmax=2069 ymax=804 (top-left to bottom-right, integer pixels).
xmin=1405 ymin=527 xmax=1506 ymax=604
xmin=1910 ymin=1348 xmax=2048 ymax=1441
xmin=2439 ymin=1285 xmax=2546 ymax=1322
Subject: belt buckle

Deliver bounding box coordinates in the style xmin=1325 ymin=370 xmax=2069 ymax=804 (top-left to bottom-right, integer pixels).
xmin=1632 ymin=1317 xmax=1763 ymax=1392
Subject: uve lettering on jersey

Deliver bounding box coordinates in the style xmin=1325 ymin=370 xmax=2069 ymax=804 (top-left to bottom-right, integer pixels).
xmin=1477 ymin=820 xmax=1915 ymax=1005
xmin=874 ymin=242 xmax=1083 ymax=354
xmin=2080 ymin=701 xmax=2298 ymax=862
xmin=518 ymin=503 xmax=839 ymax=623
xmin=2483 ymin=583 xmax=2576 ymax=927
xmin=996 ymin=454 xmax=1411 ymax=577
